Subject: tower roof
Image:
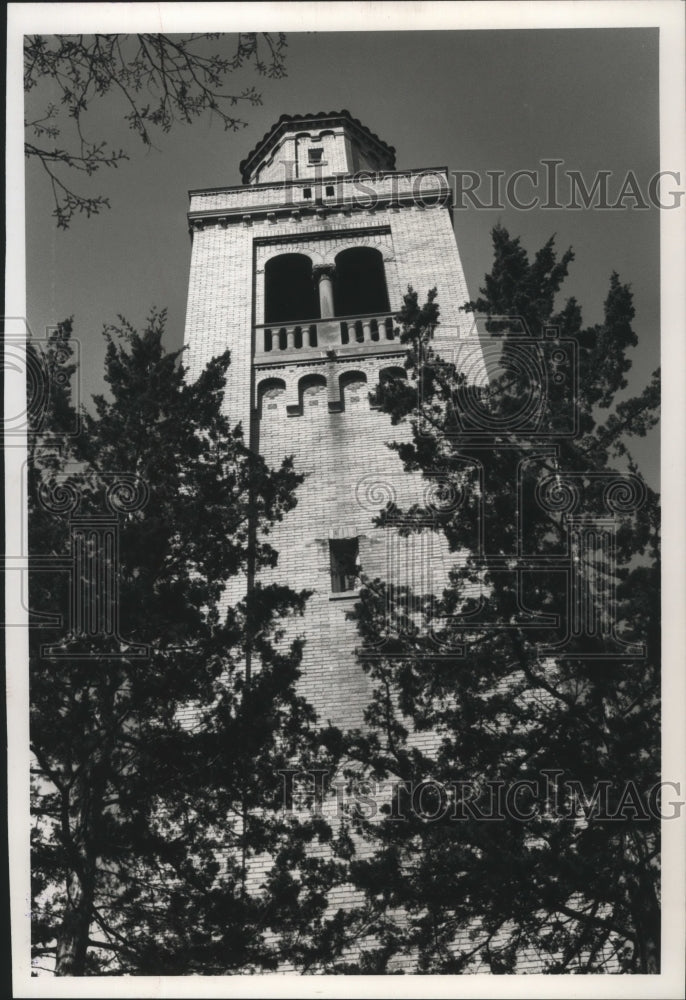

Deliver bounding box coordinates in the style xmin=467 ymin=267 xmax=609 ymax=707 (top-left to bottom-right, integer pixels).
xmin=239 ymin=110 xmax=396 ymax=183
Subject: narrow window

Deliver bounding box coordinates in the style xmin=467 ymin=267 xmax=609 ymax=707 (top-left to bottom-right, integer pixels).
xmin=303 ymin=187 xmax=312 ymax=199
xmin=329 ymin=538 xmax=360 ymax=593
xmin=325 ymin=184 xmax=335 ymax=197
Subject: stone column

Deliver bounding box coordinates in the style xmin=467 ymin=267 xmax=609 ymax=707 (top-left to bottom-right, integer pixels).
xmin=313 ymin=264 xmax=336 ymax=319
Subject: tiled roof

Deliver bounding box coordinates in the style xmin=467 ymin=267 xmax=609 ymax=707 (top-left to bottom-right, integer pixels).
xmin=240 ymin=110 xmax=396 ymax=181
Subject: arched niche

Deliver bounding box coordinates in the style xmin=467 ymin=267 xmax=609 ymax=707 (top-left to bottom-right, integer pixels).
xmin=370 ymin=366 xmax=407 ymax=409
xmin=297 ymin=372 xmax=328 ymax=413
xmin=256 ymin=377 xmax=287 ymax=417
xmin=378 ymin=365 xmax=407 ymax=384
xmin=339 ymin=369 xmax=369 ymax=408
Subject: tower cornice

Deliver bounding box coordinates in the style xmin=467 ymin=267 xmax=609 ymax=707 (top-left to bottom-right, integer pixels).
xmin=187 ymin=167 xmax=452 ymax=234
xmin=187 ymin=193 xmax=452 ymax=235
xmin=189 ymin=166 xmax=447 ymax=200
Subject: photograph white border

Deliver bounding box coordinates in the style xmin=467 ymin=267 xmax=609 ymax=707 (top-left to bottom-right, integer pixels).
xmin=6 ymin=3 xmax=685 ymax=997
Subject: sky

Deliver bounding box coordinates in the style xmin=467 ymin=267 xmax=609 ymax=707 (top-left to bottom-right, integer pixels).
xmin=24 ymin=26 xmax=664 ymax=484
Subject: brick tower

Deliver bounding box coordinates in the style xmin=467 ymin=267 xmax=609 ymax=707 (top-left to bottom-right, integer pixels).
xmin=183 ymin=111 xmax=484 ymax=729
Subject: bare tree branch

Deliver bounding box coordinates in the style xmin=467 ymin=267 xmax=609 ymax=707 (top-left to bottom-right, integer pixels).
xmin=24 ymin=32 xmax=287 ymax=228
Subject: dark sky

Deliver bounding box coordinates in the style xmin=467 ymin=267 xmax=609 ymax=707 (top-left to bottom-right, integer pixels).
xmin=25 ymin=28 xmax=662 ymax=482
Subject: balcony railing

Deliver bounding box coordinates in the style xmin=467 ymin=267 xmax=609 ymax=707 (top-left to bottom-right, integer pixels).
xmin=256 ymin=313 xmax=398 ymax=358
xmin=340 ymin=315 xmax=395 ymax=345
xmin=262 ymin=323 xmax=319 ymax=352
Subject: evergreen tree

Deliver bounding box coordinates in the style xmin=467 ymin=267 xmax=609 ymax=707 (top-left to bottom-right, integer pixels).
xmin=29 ymin=314 xmax=346 ymax=975
xmin=343 ymin=226 xmax=661 ymax=973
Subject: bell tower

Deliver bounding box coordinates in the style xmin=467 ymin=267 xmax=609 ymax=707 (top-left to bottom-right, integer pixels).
xmin=183 ymin=111 xmax=484 ymax=727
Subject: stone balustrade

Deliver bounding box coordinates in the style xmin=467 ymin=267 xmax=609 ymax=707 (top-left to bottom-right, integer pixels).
xmin=261 ymin=323 xmax=319 ymax=353
xmin=256 ymin=313 xmax=397 ymax=359
xmin=340 ymin=314 xmax=395 ymax=345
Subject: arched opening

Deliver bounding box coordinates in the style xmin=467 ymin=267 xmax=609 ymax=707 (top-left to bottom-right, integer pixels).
xmin=334 ymin=247 xmax=390 ymax=318
xmin=264 ymin=253 xmax=319 ymax=324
